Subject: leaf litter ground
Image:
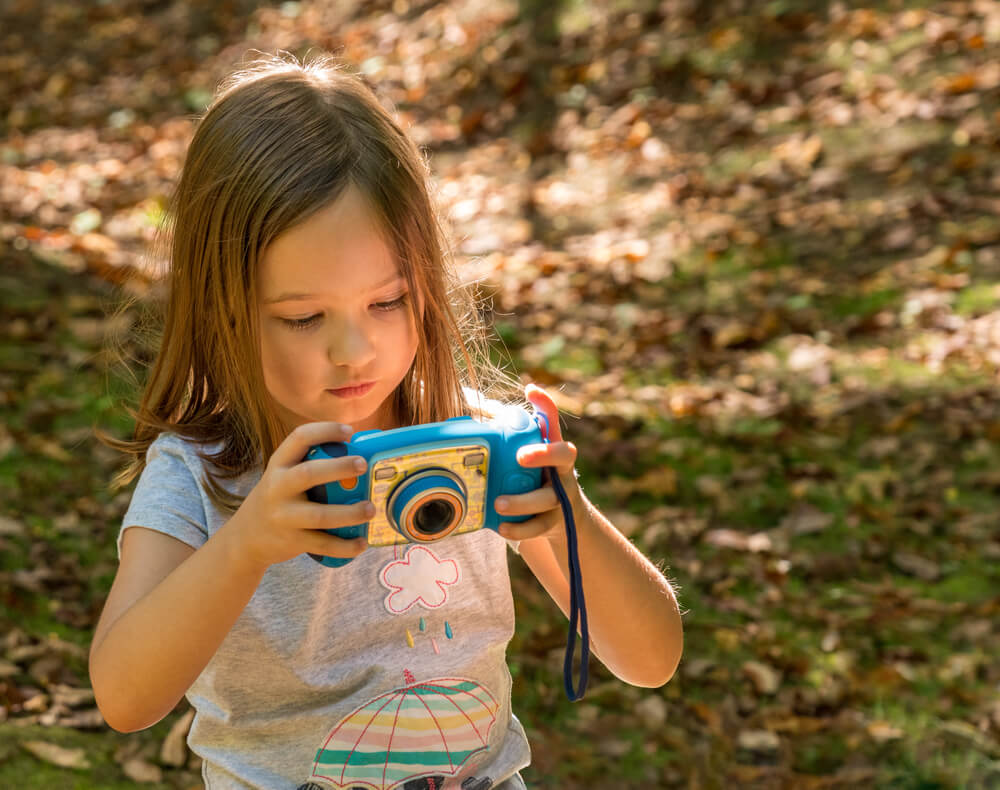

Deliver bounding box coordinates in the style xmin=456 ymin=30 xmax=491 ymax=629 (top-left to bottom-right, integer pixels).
xmin=1 ymin=0 xmax=999 ymax=787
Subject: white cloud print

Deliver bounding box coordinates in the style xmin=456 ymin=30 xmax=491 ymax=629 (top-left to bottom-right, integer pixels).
xmin=380 ymin=545 xmax=461 ymax=614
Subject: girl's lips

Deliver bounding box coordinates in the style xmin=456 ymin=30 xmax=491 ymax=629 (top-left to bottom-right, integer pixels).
xmin=327 ymin=381 xmax=375 ymax=398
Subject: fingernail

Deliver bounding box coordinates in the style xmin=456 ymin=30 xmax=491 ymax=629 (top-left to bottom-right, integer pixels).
xmin=354 ymin=458 xmax=367 ymax=472
xmin=496 ymin=497 xmax=509 ymax=512
xmin=363 ymin=502 xmax=375 ymax=517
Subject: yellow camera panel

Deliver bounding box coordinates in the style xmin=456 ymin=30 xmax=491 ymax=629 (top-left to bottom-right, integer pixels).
xmin=366 ymin=443 xmax=490 ymax=547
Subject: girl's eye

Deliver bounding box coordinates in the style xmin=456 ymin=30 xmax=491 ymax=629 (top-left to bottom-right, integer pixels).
xmin=280 ymin=314 xmax=322 ymax=331
xmin=278 ymin=294 xmax=407 ymax=329
xmin=373 ymin=294 xmax=409 ymax=313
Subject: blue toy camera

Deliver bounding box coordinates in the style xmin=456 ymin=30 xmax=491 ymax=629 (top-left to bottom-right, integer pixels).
xmin=304 ymin=406 xmax=545 ymax=567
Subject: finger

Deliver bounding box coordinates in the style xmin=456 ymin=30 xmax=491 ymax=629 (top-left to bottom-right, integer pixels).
xmin=285 ymin=500 xmax=375 ymax=531
xmin=270 ymin=422 xmax=354 ymax=469
xmin=526 ymin=383 xmax=564 ymax=443
xmin=515 ymin=441 xmax=577 ymax=473
xmin=498 ymin=512 xmax=560 ymax=541
xmin=285 ymin=456 xmax=367 ymax=496
xmin=495 ymin=485 xmax=559 ymax=517
xmin=302 ymin=530 xmax=369 ymax=559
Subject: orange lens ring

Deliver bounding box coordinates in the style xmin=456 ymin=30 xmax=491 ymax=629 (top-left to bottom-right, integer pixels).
xmin=402 ymin=489 xmax=466 ymax=542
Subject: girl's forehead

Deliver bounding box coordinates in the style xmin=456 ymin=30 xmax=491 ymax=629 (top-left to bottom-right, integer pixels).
xmin=259 ymin=189 xmax=401 ymax=299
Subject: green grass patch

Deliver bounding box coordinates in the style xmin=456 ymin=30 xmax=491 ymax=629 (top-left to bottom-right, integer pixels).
xmin=914 ymin=565 xmax=998 ymax=606
xmin=793 ymin=732 xmax=849 ymax=775
xmin=829 ymin=288 xmax=901 ymax=320
xmin=0 ymin=721 xmax=190 ymax=790
xmin=953 ymin=282 xmax=999 ymax=317
xmin=862 ymin=706 xmax=1000 ymax=789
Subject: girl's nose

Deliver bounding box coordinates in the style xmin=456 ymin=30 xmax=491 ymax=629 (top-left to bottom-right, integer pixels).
xmin=326 ymin=318 xmax=377 ymax=368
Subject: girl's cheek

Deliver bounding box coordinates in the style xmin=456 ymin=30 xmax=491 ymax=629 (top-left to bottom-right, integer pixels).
xmin=267 ymin=328 xmax=313 ymax=371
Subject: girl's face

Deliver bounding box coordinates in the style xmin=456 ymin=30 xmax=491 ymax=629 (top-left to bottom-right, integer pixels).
xmin=257 ymin=186 xmax=420 ymax=435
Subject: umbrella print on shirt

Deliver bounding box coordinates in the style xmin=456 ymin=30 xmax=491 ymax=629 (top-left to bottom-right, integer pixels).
xmin=305 ymin=670 xmax=499 ymax=790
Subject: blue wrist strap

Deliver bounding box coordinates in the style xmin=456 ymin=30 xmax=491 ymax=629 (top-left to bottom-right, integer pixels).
xmin=536 ymin=413 xmax=590 ymax=701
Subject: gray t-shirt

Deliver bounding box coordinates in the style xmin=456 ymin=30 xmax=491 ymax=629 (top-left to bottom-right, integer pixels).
xmin=119 ymin=420 xmax=532 ymax=790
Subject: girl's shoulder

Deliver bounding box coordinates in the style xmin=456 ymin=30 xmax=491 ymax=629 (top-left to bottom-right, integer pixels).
xmin=147 ymin=430 xmax=221 ymax=456
xmin=141 ymin=431 xmax=258 ymax=503
xmin=144 ymin=431 xmax=226 ymax=475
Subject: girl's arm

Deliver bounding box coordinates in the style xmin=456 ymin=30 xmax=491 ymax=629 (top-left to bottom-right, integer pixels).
xmin=499 ymin=385 xmax=683 ymax=687
xmin=89 ymin=421 xmax=371 ymax=732
xmin=89 ymin=521 xmax=269 ymax=732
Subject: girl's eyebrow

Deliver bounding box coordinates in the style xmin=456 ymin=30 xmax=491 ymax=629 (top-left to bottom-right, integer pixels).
xmin=264 ymin=273 xmax=406 ymax=304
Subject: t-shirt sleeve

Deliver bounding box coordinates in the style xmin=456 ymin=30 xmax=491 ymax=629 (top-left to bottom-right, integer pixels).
xmin=117 ymin=434 xmax=210 ymax=559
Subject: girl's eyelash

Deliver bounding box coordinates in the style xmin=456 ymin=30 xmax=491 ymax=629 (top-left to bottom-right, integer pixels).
xmin=281 ymin=314 xmax=322 ymax=331
xmin=373 ymin=294 xmax=409 ymax=312
xmin=279 ymin=294 xmax=408 ymax=330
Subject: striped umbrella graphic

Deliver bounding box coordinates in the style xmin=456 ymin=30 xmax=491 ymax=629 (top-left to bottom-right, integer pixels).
xmin=308 ymin=671 xmax=499 ymax=789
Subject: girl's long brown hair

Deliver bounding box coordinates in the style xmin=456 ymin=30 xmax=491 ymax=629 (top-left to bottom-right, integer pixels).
xmin=102 ymin=52 xmax=518 ymax=512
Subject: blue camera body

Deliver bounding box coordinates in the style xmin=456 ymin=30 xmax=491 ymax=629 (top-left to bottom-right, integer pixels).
xmin=304 ymin=406 xmax=544 ymax=567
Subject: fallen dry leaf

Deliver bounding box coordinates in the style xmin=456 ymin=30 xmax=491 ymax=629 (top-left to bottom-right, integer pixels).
xmin=704 ymin=528 xmax=772 ymax=553
xmin=161 ymin=708 xmax=196 ymax=767
xmin=21 ymin=740 xmax=91 ymax=770
xmin=892 ymin=551 xmax=942 ymax=581
xmin=122 ymin=757 xmax=164 ymax=783
xmin=779 ymin=506 xmax=834 ymax=536
xmin=737 ymin=729 xmax=781 ymax=754
xmin=867 ymin=720 xmax=904 ymax=742
xmin=743 ymin=660 xmax=783 ymax=695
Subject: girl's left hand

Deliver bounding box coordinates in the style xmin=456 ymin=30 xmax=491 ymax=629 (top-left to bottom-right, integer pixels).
xmin=496 ymin=383 xmax=586 ymax=543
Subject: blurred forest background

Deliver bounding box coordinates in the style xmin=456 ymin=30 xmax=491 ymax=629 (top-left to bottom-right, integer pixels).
xmin=2 ymin=0 xmax=1000 ymax=787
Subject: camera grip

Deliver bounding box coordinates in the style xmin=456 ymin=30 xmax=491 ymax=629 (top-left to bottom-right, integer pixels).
xmin=305 ymin=441 xmax=349 ymax=504
xmin=305 ymin=441 xmax=365 ymax=566
xmin=496 ymin=470 xmax=540 ymax=524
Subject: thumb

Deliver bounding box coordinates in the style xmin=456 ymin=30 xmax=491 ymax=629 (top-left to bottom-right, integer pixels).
xmin=525 ymin=383 xmax=563 ymax=443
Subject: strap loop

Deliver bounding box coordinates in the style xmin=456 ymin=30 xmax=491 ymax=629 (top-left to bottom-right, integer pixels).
xmin=535 ymin=412 xmax=589 ymax=701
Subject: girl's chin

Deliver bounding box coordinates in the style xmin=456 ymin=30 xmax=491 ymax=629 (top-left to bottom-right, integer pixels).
xmin=277 ymin=386 xmax=396 ymax=433
xmin=310 ymin=401 xmax=384 ymax=431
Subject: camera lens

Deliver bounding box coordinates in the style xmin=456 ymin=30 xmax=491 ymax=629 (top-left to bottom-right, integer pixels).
xmin=413 ymin=499 xmax=456 ymax=536
xmin=388 ymin=468 xmax=467 ymax=543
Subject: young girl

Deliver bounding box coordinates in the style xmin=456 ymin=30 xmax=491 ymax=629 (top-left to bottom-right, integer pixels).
xmin=89 ymin=53 xmax=682 ymax=790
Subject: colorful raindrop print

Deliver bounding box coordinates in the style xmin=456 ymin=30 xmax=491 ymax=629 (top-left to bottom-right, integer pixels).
xmin=308 ymin=675 xmax=500 ymax=790
xmin=444 ymin=622 xmax=453 ymax=639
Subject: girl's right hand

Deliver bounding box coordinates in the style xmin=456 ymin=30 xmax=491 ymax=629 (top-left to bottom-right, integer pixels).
xmin=232 ymin=422 xmax=373 ymax=569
